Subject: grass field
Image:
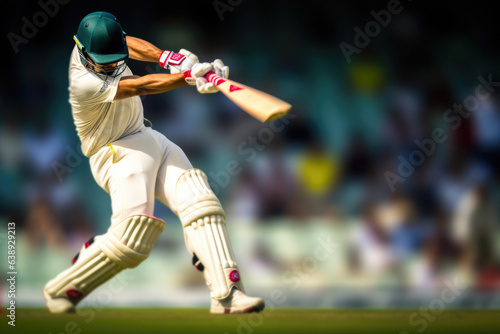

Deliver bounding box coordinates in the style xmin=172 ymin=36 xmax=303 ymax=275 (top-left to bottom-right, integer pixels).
xmin=2 ymin=308 xmax=500 ymax=334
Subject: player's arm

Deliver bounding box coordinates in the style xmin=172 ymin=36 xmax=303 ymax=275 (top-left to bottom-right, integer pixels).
xmin=126 ymin=36 xmax=163 ymax=62
xmin=114 ymin=73 xmax=186 ymax=100
xmin=124 ymin=37 xmax=230 ymax=95
xmin=125 ymin=36 xmax=198 ymax=73
xmin=114 ymin=62 xmax=215 ymax=100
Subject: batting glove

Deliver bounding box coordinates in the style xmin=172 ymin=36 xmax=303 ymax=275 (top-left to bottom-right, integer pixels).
xmin=159 ymin=49 xmax=199 ymax=73
xmin=183 ymin=62 xmax=219 ymax=94
xmin=212 ymin=59 xmax=229 ymax=79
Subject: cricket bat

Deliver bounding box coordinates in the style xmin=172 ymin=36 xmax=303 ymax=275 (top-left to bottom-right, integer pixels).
xmin=206 ymin=72 xmax=291 ymax=122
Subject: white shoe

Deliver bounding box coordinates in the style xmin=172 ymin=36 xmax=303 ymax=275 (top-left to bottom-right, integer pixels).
xmin=210 ymin=288 xmax=265 ymax=314
xmin=43 ymin=285 xmax=76 ymax=314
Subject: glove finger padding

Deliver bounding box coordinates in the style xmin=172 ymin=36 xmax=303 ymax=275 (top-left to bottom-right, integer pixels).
xmin=212 ymin=59 xmax=229 ymax=79
xmin=169 ymin=49 xmax=199 ymax=74
xmin=196 ymin=77 xmax=219 ymax=94
xmin=179 ymin=49 xmax=199 ymax=63
xmin=184 ymin=62 xmax=218 ymax=93
xmin=191 ymin=62 xmax=214 ymax=77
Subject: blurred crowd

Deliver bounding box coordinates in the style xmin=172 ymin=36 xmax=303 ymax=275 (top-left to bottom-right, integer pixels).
xmin=1 ymin=1 xmax=500 ymax=296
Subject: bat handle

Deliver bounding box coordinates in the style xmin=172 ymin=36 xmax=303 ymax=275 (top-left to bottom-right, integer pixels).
xmin=205 ymin=72 xmax=226 ymax=86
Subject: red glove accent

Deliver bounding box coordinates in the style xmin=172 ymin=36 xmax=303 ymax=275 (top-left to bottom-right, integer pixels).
xmin=159 ymin=51 xmax=187 ymax=69
xmin=183 ymin=70 xmax=195 ymax=85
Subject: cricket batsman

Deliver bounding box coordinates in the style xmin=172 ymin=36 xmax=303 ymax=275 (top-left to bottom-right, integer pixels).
xmin=43 ymin=11 xmax=264 ymax=314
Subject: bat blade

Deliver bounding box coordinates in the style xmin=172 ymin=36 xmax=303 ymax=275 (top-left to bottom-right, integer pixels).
xmin=207 ymin=73 xmax=292 ymax=122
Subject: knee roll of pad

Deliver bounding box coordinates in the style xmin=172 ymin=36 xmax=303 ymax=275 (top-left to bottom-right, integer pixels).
xmin=100 ymin=214 xmax=166 ymax=268
xmin=175 ymin=169 xmax=225 ymax=227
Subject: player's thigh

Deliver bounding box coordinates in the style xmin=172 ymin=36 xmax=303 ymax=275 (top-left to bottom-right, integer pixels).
xmin=103 ymin=131 xmax=162 ymax=224
xmin=153 ymin=134 xmax=193 ymax=214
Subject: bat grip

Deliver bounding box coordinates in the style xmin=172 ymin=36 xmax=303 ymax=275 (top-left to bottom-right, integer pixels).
xmin=206 ymin=72 xmax=226 ymax=86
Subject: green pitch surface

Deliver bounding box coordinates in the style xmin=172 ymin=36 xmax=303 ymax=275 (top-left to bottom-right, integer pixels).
xmin=3 ymin=308 xmax=500 ymax=334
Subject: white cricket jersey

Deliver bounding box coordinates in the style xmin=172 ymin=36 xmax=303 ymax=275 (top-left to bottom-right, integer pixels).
xmin=68 ymin=46 xmax=145 ymax=157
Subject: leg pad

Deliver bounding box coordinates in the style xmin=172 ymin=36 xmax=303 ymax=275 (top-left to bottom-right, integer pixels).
xmin=44 ymin=215 xmax=165 ymax=305
xmin=176 ymin=169 xmax=243 ymax=300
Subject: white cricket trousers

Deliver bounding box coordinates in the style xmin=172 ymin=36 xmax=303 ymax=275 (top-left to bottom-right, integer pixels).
xmin=89 ymin=127 xmax=193 ymax=225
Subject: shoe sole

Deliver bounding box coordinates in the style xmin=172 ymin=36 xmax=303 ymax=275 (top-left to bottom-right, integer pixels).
xmin=212 ymin=299 xmax=265 ymax=314
xmin=43 ymin=289 xmax=76 ymax=314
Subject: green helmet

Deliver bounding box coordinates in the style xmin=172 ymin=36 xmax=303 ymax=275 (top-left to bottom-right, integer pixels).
xmin=74 ymin=11 xmax=128 ymax=65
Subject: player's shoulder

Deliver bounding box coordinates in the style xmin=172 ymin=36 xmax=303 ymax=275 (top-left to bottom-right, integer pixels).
xmin=69 ymin=47 xmax=99 ymax=88
xmin=69 ymin=47 xmax=118 ymax=104
xmin=70 ymin=70 xmax=107 ymax=103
